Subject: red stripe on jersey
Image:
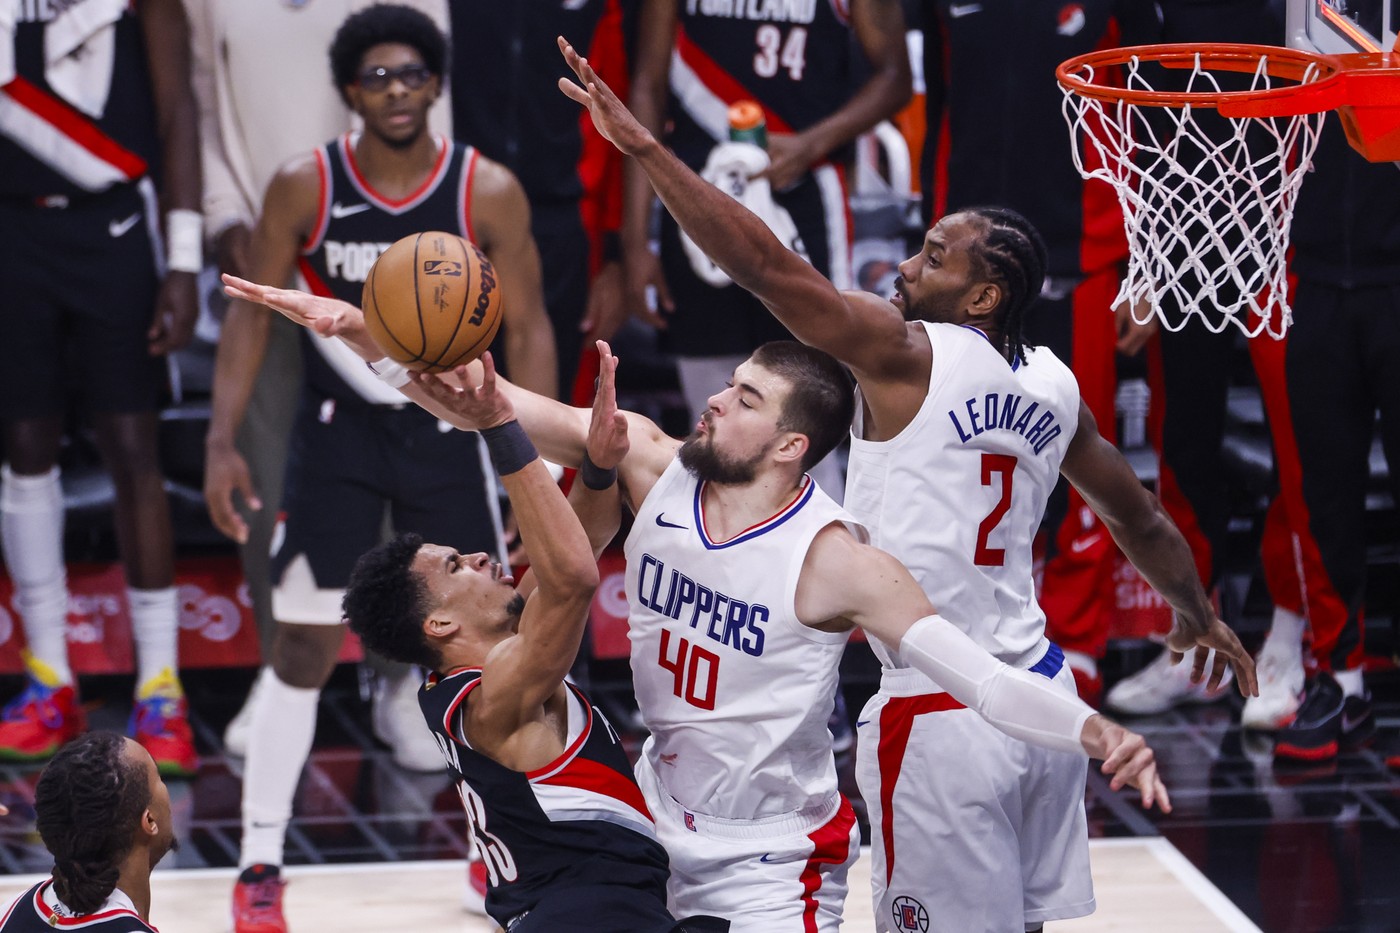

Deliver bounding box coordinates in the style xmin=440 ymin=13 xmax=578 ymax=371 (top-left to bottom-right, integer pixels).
xmin=527 ymin=686 xmax=594 ymax=780
xmin=462 ymin=147 xmax=479 ymax=244
xmin=696 ymin=475 xmax=812 ymax=547
xmin=33 ymin=881 xmax=153 ymax=929
xmin=876 ymin=693 xmax=965 ymax=884
xmin=535 ymin=755 xmax=654 ymax=822
xmin=3 ymin=76 xmax=147 ymax=181
xmin=297 ymin=257 xmax=334 ymax=299
xmin=674 ymin=26 xmax=794 ymax=135
xmin=343 ymin=133 xmax=451 ymax=210
xmin=302 ymin=148 xmax=332 ymax=254
xmin=799 ymin=795 xmax=857 ymax=932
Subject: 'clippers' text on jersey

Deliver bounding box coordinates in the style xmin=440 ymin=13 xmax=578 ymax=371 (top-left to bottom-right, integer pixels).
xmin=634 ymin=554 xmax=769 ymax=656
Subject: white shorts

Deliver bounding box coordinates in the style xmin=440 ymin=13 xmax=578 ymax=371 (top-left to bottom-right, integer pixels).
xmin=853 ymin=663 xmax=1094 ymax=933
xmin=634 ymin=753 xmax=860 ymax=933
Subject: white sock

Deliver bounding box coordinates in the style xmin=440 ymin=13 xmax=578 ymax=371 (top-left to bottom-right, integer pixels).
xmin=128 ymin=586 xmax=178 ymax=688
xmin=1263 ymin=607 xmax=1306 ymax=659
xmin=1 ymin=465 xmax=71 ymax=684
xmin=240 ymin=672 xmax=319 ymax=869
xmin=1333 ymin=667 xmax=1364 ymax=698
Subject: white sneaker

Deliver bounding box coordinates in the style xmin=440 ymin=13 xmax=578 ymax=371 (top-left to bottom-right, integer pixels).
xmin=372 ymin=667 xmax=446 ymax=772
xmin=1240 ymin=649 xmax=1305 ymax=730
xmin=1104 ymin=649 xmax=1234 ymax=716
xmin=223 ymin=667 xmax=270 ymax=758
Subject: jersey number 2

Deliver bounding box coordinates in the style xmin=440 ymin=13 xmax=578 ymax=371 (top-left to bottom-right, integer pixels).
xmin=658 ymin=629 xmax=719 ymax=710
xmin=974 ymin=454 xmax=1016 ymax=566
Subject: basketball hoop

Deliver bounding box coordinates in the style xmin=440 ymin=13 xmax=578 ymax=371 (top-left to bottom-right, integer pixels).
xmin=1058 ymin=43 xmax=1400 ymax=338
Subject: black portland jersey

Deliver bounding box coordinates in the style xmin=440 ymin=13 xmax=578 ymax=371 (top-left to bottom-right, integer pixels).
xmin=298 ymin=134 xmax=479 ymax=405
xmin=667 ymin=0 xmax=858 ymax=168
xmin=0 ymin=5 xmax=160 ymax=197
xmin=0 ymin=882 xmax=156 ymax=932
xmin=419 ymin=668 xmax=670 ymax=927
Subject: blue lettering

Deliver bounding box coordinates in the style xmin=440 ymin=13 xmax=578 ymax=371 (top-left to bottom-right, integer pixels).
xmin=964 ymin=398 xmax=983 ymax=436
xmin=983 ymin=393 xmax=999 ymax=430
xmin=1032 ymin=424 xmax=1062 ymax=455
xmin=1025 ymin=411 xmax=1055 ymax=447
xmin=705 ymin=593 xmax=730 ymax=642
xmin=637 ymin=554 xmax=660 ymax=611
xmin=672 ymin=574 xmax=697 ymax=622
xmin=689 ymin=586 xmax=715 ymax=629
xmin=948 ymin=409 xmax=973 ymax=443
xmin=1011 ymin=401 xmax=1040 ymax=435
xmin=998 ymin=394 xmax=1021 ymax=429
xmin=743 ymin=604 xmax=768 ymax=656
xmin=719 ymin=599 xmax=748 ymax=650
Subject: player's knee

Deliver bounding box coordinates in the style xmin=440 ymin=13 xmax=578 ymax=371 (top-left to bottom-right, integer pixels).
xmin=271 ymin=624 xmax=342 ymax=688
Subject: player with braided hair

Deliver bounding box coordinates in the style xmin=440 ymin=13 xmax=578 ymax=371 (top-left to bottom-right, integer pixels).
xmin=0 ymin=732 xmax=175 ymax=930
xmin=555 ymin=44 xmax=1256 ymax=931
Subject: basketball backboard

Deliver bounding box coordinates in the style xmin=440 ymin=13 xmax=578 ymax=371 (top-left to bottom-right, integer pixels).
xmin=1289 ymin=0 xmax=1400 ymax=54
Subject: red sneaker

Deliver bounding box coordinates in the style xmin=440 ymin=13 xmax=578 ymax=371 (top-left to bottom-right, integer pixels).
xmin=0 ymin=680 xmax=84 ymax=761
xmin=130 ymin=671 xmax=198 ymax=778
xmin=233 ymin=864 xmax=287 ymax=933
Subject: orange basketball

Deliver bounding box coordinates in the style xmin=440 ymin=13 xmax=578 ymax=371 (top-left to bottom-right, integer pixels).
xmin=361 ymin=231 xmax=503 ymax=373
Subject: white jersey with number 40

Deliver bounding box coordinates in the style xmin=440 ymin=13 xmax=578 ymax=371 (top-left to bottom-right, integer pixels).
xmin=846 ymin=322 xmax=1081 ymax=669
xmin=624 ymin=458 xmax=861 ymax=821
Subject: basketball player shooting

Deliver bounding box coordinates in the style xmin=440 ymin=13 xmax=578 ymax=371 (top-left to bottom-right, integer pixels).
xmin=555 ymin=36 xmax=1259 ymax=933
xmin=219 ymin=252 xmax=1174 ymax=929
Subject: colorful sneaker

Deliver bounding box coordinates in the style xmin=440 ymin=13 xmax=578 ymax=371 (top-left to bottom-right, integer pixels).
xmin=463 ymin=854 xmax=488 ymax=916
xmin=1241 ymin=648 xmax=1306 ymax=730
xmin=1273 ymin=673 xmax=1375 ymax=762
xmin=233 ymin=864 xmax=287 ymax=933
xmin=130 ymin=670 xmax=198 ymax=778
xmin=0 ymin=678 xmax=84 ymax=761
xmin=1103 ymin=648 xmax=1233 ymax=716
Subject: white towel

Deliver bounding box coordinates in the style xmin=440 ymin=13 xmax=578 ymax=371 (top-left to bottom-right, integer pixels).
xmin=45 ymin=0 xmax=126 ymax=117
xmin=681 ymin=140 xmax=810 ymax=288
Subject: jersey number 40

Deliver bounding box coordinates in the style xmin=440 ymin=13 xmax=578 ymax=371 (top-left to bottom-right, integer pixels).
xmin=658 ymin=629 xmax=719 ymax=710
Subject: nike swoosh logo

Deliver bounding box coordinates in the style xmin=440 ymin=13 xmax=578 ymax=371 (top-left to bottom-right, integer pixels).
xmin=109 ymin=212 xmax=141 ymax=238
xmin=330 ymin=201 xmax=372 ymax=219
xmin=948 ymin=2 xmax=982 ymax=16
xmin=1069 ymin=533 xmax=1105 ymax=554
xmin=655 ymin=514 xmax=687 ymax=530
xmin=759 ymin=853 xmax=782 ymax=863
xmin=856 ymin=720 xmax=870 ymax=727
xmin=1342 ymin=710 xmax=1370 ymax=732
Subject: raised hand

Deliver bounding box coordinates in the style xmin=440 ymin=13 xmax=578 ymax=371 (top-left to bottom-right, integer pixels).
xmin=586 ymin=340 xmax=629 ymax=470
xmin=1164 ymin=615 xmax=1259 ymax=699
xmin=410 ymin=352 xmax=515 ymax=431
xmin=221 ymin=273 xmax=379 ymax=357
xmin=556 ymin=36 xmax=656 ymax=158
xmin=1083 ymin=715 xmax=1171 ymax=813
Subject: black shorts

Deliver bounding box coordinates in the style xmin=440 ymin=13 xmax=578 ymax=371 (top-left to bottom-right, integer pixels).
xmin=270 ymin=395 xmax=499 ymax=617
xmin=507 ymin=883 xmax=728 ymax=933
xmin=0 ymin=181 xmax=165 ymax=419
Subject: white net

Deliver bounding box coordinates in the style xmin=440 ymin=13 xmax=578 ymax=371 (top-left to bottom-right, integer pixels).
xmin=1060 ymin=51 xmax=1328 ymax=338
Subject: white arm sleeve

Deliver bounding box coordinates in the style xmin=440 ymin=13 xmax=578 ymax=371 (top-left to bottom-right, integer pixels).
xmin=898 ymin=615 xmax=1092 ymax=755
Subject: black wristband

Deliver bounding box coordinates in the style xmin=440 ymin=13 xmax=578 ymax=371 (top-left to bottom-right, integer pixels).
xmin=579 ymin=451 xmax=619 ymax=490
xmin=601 ymin=231 xmax=622 ymax=264
xmin=481 ymin=420 xmax=537 ymax=476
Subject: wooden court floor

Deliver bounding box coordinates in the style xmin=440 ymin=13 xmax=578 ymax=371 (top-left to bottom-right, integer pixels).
xmin=0 ymin=839 xmax=1259 ymax=932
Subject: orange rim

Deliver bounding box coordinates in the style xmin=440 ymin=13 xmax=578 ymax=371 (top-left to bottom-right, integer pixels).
xmin=1057 ymin=43 xmax=1345 ymax=114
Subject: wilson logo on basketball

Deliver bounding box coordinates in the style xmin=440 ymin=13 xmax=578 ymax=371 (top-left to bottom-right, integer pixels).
xmin=470 ymin=263 xmax=497 ymax=326
xmin=422 ymin=260 xmax=462 ymax=276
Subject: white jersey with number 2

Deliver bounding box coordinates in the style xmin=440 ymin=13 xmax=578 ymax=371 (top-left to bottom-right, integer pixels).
xmin=624 ymin=457 xmax=862 ymax=821
xmin=846 ymin=321 xmax=1081 ymax=668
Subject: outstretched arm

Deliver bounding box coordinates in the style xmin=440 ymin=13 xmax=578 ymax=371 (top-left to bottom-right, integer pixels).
xmin=557 ymin=37 xmax=922 ymax=385
xmin=453 ymin=358 xmax=597 ymax=741
xmin=1061 ymin=402 xmax=1259 ymax=698
xmin=797 ymin=525 xmax=1170 ymax=811
xmin=567 ymin=341 xmax=630 ymax=559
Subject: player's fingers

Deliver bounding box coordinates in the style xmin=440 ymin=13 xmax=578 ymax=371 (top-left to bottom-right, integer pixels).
xmin=1204 ymin=651 xmax=1229 ymax=693
xmin=478 ymin=352 xmax=497 ymax=393
xmin=1154 ymin=776 xmax=1172 ymax=814
xmin=1190 ymin=646 xmax=1209 ymax=684
xmin=557 ymin=75 xmax=589 ymax=107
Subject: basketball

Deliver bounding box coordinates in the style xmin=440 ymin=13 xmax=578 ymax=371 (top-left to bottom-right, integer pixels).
xmin=361 ymin=231 xmax=503 ymax=373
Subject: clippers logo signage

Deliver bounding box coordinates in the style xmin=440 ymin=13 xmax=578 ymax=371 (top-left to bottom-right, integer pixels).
xmin=1057 ymin=3 xmax=1085 ymax=36
xmin=892 ymin=895 xmax=930 ymax=933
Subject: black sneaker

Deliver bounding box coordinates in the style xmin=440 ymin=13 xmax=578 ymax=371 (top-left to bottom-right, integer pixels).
xmin=1273 ymin=673 xmax=1374 ymax=762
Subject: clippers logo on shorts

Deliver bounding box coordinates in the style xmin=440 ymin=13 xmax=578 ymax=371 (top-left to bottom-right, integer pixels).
xmin=423 ymin=260 xmax=462 ymax=276
xmin=892 ymin=896 xmax=929 ymax=933
xmin=684 ymin=812 xmax=697 ymax=832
